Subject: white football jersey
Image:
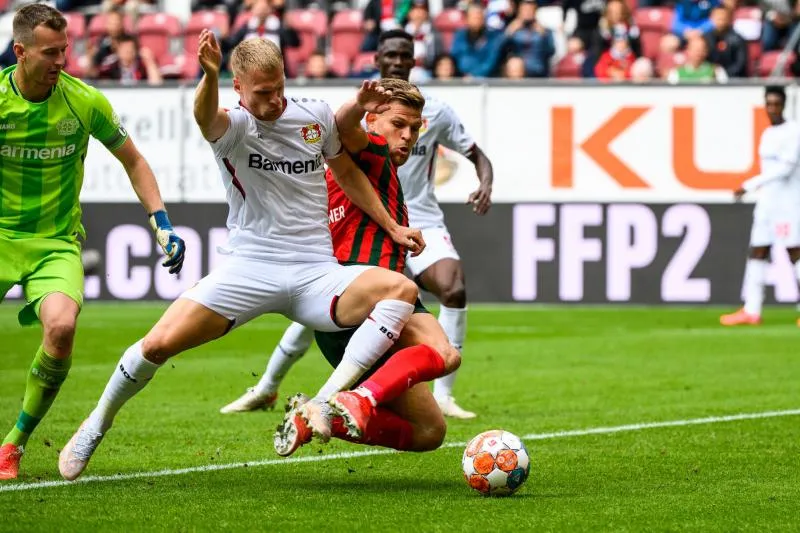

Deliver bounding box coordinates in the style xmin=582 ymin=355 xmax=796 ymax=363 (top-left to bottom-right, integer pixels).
xmin=398 ymin=93 xmax=476 ymax=229
xmin=211 ymin=97 xmax=342 ymax=263
xmin=753 ymin=120 xmax=800 ymax=213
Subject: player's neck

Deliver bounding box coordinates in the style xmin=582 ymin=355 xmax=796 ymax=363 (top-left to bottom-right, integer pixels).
xmin=12 ymin=69 xmax=52 ymax=103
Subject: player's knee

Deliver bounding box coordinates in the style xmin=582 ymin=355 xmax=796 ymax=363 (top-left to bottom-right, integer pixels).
xmin=141 ymin=331 xmax=177 ymax=364
xmin=429 ymin=341 xmax=461 ymax=374
xmin=44 ymin=317 xmax=77 ymax=355
xmin=384 ymin=273 xmax=418 ymax=304
xmin=439 ymin=284 xmax=466 ymax=309
xmin=412 ymin=419 xmax=447 ymax=451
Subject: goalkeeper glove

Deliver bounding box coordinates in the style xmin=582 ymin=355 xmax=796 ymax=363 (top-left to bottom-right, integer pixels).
xmin=148 ymin=210 xmax=186 ymax=274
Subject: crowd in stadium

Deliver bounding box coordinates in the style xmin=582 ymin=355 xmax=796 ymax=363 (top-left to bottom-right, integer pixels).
xmin=0 ymin=0 xmax=795 ymax=82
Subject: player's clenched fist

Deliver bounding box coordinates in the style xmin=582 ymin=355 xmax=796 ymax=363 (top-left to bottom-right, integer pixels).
xmin=198 ymin=29 xmax=222 ymax=76
xmin=390 ymin=225 xmax=426 ymax=257
xmin=356 ymin=80 xmax=393 ymax=114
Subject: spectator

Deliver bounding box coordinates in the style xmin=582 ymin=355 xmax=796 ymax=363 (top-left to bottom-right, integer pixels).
xmin=97 ymin=34 xmax=162 ymax=85
xmin=224 ymin=0 xmax=299 ymax=74
xmin=589 ymin=0 xmax=641 ymax=58
xmin=762 ymin=0 xmax=800 ymax=51
xmin=663 ymin=0 xmax=720 ymax=53
xmin=361 ymin=0 xmax=409 ymax=51
xmin=84 ymin=8 xmax=126 ymax=79
xmin=667 ymin=35 xmax=728 ymax=82
xmin=563 ymin=0 xmax=605 ymax=52
xmin=704 ymin=6 xmax=747 ymax=77
xmin=432 ymin=52 xmax=459 ymax=78
xmin=302 ymin=51 xmax=338 ymax=79
xmin=503 ymin=55 xmax=527 ymax=77
xmin=404 ymin=0 xmax=443 ymax=70
xmin=630 ymin=56 xmax=655 ymax=81
xmin=450 ymin=2 xmax=507 ymax=77
xmin=504 ymin=0 xmax=555 ymax=77
xmin=594 ymin=35 xmax=636 ymax=80
xmin=487 ymin=0 xmax=518 ymax=31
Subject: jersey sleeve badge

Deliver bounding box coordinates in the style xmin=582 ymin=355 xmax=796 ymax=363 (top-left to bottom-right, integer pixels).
xmin=56 ymin=118 xmax=80 ymax=136
xmin=301 ymin=123 xmax=322 ymax=144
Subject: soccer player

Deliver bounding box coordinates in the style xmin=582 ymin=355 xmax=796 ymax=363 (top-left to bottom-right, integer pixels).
xmin=58 ymin=33 xmax=428 ymax=481
xmin=273 ymin=78 xmax=462 ymax=456
xmin=0 ymin=4 xmax=186 ymax=480
xmin=221 ymin=30 xmax=494 ymax=419
xmin=721 ymin=85 xmax=800 ymax=326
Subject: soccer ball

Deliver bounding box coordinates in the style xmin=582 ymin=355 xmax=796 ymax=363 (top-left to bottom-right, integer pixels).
xmin=462 ymin=430 xmax=530 ymax=496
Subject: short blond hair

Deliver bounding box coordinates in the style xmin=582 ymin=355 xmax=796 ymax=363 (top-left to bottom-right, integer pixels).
xmin=378 ymin=78 xmax=425 ymax=112
xmin=230 ymin=37 xmax=284 ymax=79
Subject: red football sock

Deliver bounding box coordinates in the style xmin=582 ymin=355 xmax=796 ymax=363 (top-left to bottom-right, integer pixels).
xmin=332 ymin=408 xmax=414 ymax=451
xmin=359 ymin=344 xmax=445 ymax=404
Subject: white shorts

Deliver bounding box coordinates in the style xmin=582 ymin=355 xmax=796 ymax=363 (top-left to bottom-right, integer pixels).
xmin=181 ymin=257 xmax=373 ymax=331
xmin=749 ymin=211 xmax=800 ymax=248
xmin=405 ymin=226 xmax=461 ymax=278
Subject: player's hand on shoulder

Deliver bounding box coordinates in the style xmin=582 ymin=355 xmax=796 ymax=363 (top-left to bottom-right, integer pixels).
xmin=391 ymin=225 xmax=426 ymax=257
xmin=467 ymin=183 xmax=492 ymax=215
xmin=198 ymin=29 xmax=223 ymax=76
xmin=148 ymin=210 xmax=187 ymax=274
xmin=357 ymin=80 xmax=392 ymax=114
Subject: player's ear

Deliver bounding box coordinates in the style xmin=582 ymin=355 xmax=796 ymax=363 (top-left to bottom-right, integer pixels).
xmin=232 ymin=76 xmax=241 ymax=94
xmin=13 ymin=42 xmax=25 ymax=62
xmin=365 ymin=112 xmax=376 ymax=127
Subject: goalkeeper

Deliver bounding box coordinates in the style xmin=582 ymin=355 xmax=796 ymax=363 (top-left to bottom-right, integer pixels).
xmin=0 ymin=3 xmax=185 ymax=480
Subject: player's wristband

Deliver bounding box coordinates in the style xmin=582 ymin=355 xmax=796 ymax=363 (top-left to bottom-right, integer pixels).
xmin=148 ymin=210 xmax=173 ymax=232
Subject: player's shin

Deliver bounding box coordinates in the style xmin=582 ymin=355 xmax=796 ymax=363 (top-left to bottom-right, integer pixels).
xmin=2 ymin=346 xmax=71 ymax=447
xmin=253 ymin=322 xmax=313 ymax=397
xmin=314 ymin=299 xmax=415 ymax=401
xmin=87 ymin=340 xmax=161 ymax=433
xmin=358 ymin=344 xmax=446 ymax=405
xmin=432 ymin=306 xmax=466 ymax=401
xmin=743 ymin=259 xmax=767 ymax=316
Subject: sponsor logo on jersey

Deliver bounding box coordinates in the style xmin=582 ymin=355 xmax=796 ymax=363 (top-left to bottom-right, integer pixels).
xmin=0 ymin=143 xmax=77 ymax=159
xmin=329 ymin=205 xmax=345 ymax=223
xmin=56 ymin=118 xmax=79 ymax=136
xmin=0 ymin=123 xmax=15 ymax=130
xmin=301 ymin=123 xmax=322 ymax=144
xmin=411 ymin=144 xmax=427 ymax=156
xmin=248 ymin=153 xmax=324 ymax=174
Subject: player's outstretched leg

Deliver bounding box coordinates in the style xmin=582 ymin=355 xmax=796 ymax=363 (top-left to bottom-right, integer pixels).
xmin=221 ymin=322 xmax=313 ymax=414
xmin=721 ymin=252 xmax=768 ymax=326
xmin=59 ymin=299 xmax=231 ymax=480
xmin=1 ymin=293 xmax=78 ymax=480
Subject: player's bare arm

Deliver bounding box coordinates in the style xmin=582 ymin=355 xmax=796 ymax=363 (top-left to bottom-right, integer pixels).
xmin=335 ymin=80 xmax=392 ymax=154
xmin=466 ymin=144 xmax=494 ymax=216
xmin=111 ymin=137 xmax=165 ymax=214
xmin=194 ymin=29 xmax=230 ymax=142
xmin=327 ymin=153 xmax=426 ymax=256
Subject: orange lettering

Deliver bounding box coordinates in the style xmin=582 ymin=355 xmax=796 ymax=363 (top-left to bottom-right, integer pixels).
xmin=551 ymin=107 xmax=573 ymax=188
xmin=672 ymin=107 xmax=768 ymax=190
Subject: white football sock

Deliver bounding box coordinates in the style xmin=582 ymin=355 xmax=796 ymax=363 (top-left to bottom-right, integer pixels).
xmin=313 ymin=299 xmax=414 ymax=402
xmin=87 ymin=340 xmax=161 ymax=433
xmin=253 ymin=322 xmax=313 ymax=397
xmin=743 ymin=258 xmax=767 ymax=316
xmin=433 ymin=306 xmax=467 ymax=401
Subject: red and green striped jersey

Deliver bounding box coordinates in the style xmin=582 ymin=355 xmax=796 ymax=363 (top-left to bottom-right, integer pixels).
xmin=0 ymin=65 xmax=128 ymax=239
xmin=326 ymin=133 xmax=409 ymax=273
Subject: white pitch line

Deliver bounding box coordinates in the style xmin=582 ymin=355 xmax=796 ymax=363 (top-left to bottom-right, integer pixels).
xmin=2 ymin=407 xmax=799 ymax=493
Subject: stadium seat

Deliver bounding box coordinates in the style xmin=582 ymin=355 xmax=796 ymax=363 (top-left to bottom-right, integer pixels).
xmin=285 ymin=8 xmax=327 ymax=62
xmin=330 ymin=10 xmax=364 ymax=61
xmin=656 ymin=51 xmax=685 ymax=77
xmin=283 ymin=46 xmax=303 ymax=77
xmin=62 ymin=12 xmax=87 ymax=57
xmin=87 ymin=12 xmax=134 ymax=42
xmin=137 ymin=13 xmax=182 ymax=66
xmin=634 ymin=7 xmax=673 ymax=60
xmin=626 ymin=0 xmax=639 ymax=12
xmin=553 ymin=52 xmax=584 ymax=78
xmin=232 ymin=11 xmax=252 ymax=33
xmin=351 ymin=51 xmax=376 ymax=74
xmin=329 ymin=52 xmax=351 ymax=77
xmin=433 ymin=8 xmax=465 ymax=52
xmin=757 ymin=50 xmax=795 ymax=77
xmin=183 ymin=10 xmax=230 ymax=73
xmin=0 ymin=0 xmax=9 ymax=14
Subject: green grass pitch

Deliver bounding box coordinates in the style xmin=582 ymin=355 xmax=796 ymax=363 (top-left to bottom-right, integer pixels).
xmin=1 ymin=303 xmax=799 ymax=532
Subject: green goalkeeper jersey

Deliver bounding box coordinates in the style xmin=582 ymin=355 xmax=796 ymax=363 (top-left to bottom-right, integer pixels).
xmin=0 ymin=65 xmax=128 ymax=239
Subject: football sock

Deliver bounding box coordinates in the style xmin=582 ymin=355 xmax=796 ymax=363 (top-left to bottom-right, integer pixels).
xmin=253 ymin=322 xmax=313 ymax=397
xmin=743 ymin=259 xmax=767 ymax=316
xmin=314 ymin=299 xmax=414 ymax=401
xmin=87 ymin=340 xmax=161 ymax=433
xmin=359 ymin=344 xmax=446 ymax=405
xmin=433 ymin=306 xmax=466 ymax=401
xmin=3 ymin=346 xmax=71 ymax=447
xmin=331 ymin=408 xmax=414 ymax=451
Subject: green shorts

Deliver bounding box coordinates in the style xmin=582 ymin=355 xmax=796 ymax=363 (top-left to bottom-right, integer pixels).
xmin=0 ymin=234 xmax=84 ymax=326
xmin=314 ymin=298 xmax=429 ymax=384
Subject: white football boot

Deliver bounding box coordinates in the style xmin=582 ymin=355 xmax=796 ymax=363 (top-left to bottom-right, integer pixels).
xmin=220 ymin=388 xmax=278 ymax=414
xmin=59 ymin=420 xmax=106 ymax=480
xmin=437 ymin=395 xmax=477 ymax=419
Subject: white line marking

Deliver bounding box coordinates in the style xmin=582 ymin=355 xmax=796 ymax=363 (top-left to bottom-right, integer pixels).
xmin=2 ymin=407 xmax=798 ymax=493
